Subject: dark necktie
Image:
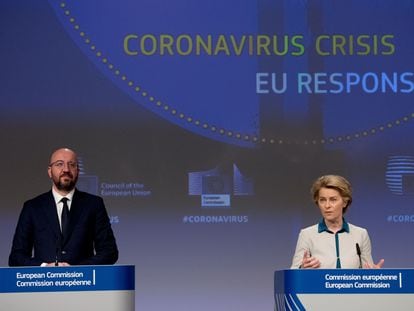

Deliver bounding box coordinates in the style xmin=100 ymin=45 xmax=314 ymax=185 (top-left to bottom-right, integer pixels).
xmin=60 ymin=197 xmax=70 ymax=237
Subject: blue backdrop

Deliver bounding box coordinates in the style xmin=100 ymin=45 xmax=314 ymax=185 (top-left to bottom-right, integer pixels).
xmin=1 ymin=1 xmax=413 ymax=310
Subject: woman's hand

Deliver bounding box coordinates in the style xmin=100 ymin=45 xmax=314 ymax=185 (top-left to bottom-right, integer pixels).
xmin=301 ymin=250 xmax=321 ymax=268
xmin=364 ymin=259 xmax=385 ymax=269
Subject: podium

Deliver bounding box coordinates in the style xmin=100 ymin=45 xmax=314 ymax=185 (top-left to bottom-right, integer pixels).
xmin=0 ymin=265 xmax=134 ymax=311
xmin=274 ymin=269 xmax=414 ymax=310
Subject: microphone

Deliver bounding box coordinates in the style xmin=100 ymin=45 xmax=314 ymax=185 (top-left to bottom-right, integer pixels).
xmin=356 ymin=243 xmax=362 ymax=268
xmin=55 ymin=234 xmax=62 ymax=267
xmin=55 ymin=244 xmax=59 ymax=266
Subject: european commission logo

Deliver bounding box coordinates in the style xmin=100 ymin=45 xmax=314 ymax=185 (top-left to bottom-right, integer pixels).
xmin=386 ymin=155 xmax=414 ymax=195
xmin=188 ymin=164 xmax=254 ymax=207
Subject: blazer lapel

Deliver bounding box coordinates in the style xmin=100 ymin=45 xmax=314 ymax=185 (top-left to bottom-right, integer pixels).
xmin=62 ymin=189 xmax=84 ymax=245
xmin=42 ymin=191 xmax=61 ymax=241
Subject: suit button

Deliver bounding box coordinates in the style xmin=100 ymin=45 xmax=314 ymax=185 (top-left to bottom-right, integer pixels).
xmin=61 ymin=251 xmax=67 ymax=254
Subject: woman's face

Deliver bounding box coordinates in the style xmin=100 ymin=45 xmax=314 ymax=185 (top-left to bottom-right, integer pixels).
xmin=317 ymin=187 xmax=347 ymax=223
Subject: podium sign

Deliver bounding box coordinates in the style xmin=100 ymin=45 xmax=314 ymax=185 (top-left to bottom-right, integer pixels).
xmin=274 ymin=269 xmax=414 ymax=310
xmin=0 ymin=265 xmax=134 ymax=311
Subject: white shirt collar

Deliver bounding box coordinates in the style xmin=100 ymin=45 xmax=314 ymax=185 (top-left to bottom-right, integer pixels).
xmin=52 ymin=188 xmax=75 ymax=205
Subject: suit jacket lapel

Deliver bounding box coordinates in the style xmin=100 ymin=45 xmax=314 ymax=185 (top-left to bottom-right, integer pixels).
xmin=42 ymin=191 xmax=61 ymax=241
xmin=62 ymin=189 xmax=84 ymax=244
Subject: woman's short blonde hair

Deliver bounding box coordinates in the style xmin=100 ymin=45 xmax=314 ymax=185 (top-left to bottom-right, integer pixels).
xmin=311 ymin=175 xmax=352 ymax=213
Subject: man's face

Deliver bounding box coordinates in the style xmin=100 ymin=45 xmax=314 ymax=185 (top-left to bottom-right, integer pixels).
xmin=48 ymin=149 xmax=79 ymax=193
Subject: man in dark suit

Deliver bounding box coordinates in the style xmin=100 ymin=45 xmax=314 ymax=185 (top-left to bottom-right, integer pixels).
xmin=9 ymin=147 xmax=118 ymax=266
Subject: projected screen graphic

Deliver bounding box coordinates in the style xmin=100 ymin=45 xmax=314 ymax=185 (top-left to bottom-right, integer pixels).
xmin=1 ymin=0 xmax=413 ymax=310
